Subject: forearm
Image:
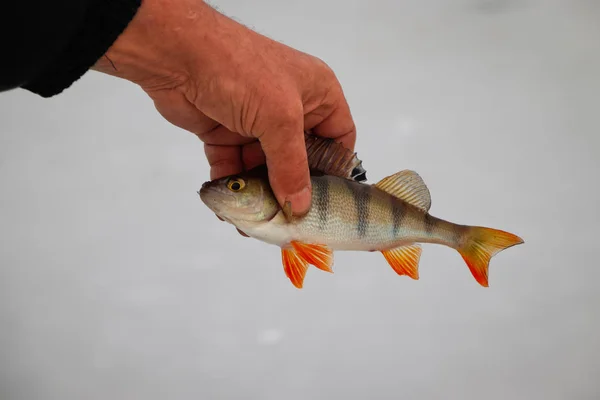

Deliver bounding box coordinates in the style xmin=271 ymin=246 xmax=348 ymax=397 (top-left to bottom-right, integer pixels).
xmin=0 ymin=0 xmax=142 ymax=96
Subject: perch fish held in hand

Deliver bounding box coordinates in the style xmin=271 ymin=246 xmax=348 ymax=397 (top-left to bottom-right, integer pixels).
xmin=199 ymin=134 xmax=523 ymax=289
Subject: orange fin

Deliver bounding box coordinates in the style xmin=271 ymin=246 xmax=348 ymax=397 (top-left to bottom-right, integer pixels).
xmin=290 ymin=241 xmax=334 ymax=273
xmin=374 ymin=170 xmax=431 ymax=212
xmin=458 ymin=227 xmax=524 ymax=287
xmin=381 ymin=244 xmax=422 ymax=279
xmin=281 ymin=248 xmax=309 ymax=289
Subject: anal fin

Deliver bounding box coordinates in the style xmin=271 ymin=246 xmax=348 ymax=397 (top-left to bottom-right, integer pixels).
xmin=381 ymin=244 xmax=422 ymax=280
xmin=291 ymin=241 xmax=333 ymax=273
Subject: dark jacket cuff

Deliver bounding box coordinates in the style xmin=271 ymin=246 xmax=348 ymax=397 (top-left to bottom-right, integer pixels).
xmin=23 ymin=0 xmax=142 ymax=97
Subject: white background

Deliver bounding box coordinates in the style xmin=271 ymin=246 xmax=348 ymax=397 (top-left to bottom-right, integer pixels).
xmin=1 ymin=0 xmax=598 ymax=399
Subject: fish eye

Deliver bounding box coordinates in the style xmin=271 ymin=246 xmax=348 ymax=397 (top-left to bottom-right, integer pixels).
xmin=227 ymin=177 xmax=245 ymax=192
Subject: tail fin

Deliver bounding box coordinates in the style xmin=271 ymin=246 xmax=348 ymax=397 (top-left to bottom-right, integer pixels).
xmin=458 ymin=227 xmax=523 ymax=287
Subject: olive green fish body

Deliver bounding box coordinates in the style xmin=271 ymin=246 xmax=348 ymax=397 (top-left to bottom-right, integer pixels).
xmin=199 ymin=134 xmax=523 ymax=289
xmin=289 ymin=175 xmax=462 ymax=252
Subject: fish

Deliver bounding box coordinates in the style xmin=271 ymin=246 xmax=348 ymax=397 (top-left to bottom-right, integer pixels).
xmin=199 ymin=133 xmax=523 ymax=289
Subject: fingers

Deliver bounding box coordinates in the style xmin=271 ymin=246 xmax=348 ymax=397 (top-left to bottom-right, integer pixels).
xmin=152 ymin=90 xmax=265 ymax=181
xmin=200 ymin=125 xmax=256 ymax=146
xmin=241 ymin=141 xmax=266 ymax=171
xmin=258 ymin=108 xmax=312 ymax=216
xmin=204 ymin=144 xmax=243 ymax=180
xmin=313 ymin=99 xmax=356 ymax=150
xmin=151 ymin=90 xmax=217 ymax=135
xmin=151 ymin=90 xmax=255 ymax=146
xmin=205 ymin=141 xmax=267 ymax=181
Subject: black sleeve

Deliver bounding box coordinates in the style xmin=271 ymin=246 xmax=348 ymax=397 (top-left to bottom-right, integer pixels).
xmin=0 ymin=0 xmax=142 ymax=97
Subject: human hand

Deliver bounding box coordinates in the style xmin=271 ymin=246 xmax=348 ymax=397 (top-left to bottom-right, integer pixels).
xmin=92 ymin=0 xmax=356 ymax=216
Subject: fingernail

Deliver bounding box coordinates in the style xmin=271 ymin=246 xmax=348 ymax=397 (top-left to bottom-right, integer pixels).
xmin=285 ymin=186 xmax=311 ymax=216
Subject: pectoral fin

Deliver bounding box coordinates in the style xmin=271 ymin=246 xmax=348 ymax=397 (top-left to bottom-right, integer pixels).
xmin=281 ymin=241 xmax=334 ymax=288
xmin=290 ymin=241 xmax=333 ymax=273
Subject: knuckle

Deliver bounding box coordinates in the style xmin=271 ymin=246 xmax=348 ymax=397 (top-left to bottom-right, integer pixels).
xmin=263 ymin=96 xmax=303 ymax=128
xmin=275 ymin=100 xmax=303 ymax=124
xmin=311 ymin=56 xmax=336 ymax=79
xmin=243 ymin=77 xmax=304 ymax=134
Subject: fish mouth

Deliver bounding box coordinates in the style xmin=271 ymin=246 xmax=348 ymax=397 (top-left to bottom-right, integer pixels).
xmin=198 ymin=184 xmax=236 ymax=215
xmin=198 ymin=180 xmax=219 ymax=197
xmin=198 ymin=184 xmax=214 ymax=206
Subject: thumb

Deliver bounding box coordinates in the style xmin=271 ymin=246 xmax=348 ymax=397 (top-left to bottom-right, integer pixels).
xmin=259 ymin=117 xmax=312 ymax=217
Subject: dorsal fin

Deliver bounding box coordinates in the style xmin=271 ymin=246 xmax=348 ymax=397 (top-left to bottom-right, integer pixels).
xmin=304 ymin=132 xmax=367 ymax=182
xmin=374 ymin=170 xmax=431 ymax=212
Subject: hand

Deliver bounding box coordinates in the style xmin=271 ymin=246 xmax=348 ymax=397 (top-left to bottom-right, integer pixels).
xmin=92 ymin=0 xmax=356 ymax=216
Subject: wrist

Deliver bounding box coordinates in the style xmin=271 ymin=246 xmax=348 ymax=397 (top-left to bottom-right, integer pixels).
xmin=92 ymin=0 xmax=213 ymax=91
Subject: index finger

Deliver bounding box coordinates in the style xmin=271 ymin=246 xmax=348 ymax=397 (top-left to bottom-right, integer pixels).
xmin=204 ymin=144 xmax=243 ymax=180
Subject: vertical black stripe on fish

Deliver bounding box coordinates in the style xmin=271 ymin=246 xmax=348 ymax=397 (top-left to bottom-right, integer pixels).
xmin=315 ymin=177 xmax=330 ymax=231
xmin=345 ymin=180 xmax=370 ymax=237
xmin=391 ymin=199 xmax=404 ymax=238
xmin=424 ymin=213 xmax=436 ymax=236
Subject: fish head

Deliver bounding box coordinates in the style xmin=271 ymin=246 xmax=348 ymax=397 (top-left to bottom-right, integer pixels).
xmin=199 ymin=167 xmax=280 ymax=224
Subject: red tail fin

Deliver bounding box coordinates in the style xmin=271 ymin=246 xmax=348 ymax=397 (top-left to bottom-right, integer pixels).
xmin=458 ymin=227 xmax=524 ymax=287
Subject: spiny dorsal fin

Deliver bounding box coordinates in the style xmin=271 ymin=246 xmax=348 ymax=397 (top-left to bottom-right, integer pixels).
xmin=374 ymin=170 xmax=431 ymax=212
xmin=304 ymin=132 xmax=367 ymax=182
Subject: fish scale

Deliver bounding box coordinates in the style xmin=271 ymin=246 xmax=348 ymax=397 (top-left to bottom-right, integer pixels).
xmin=292 ymin=175 xmax=453 ymax=251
